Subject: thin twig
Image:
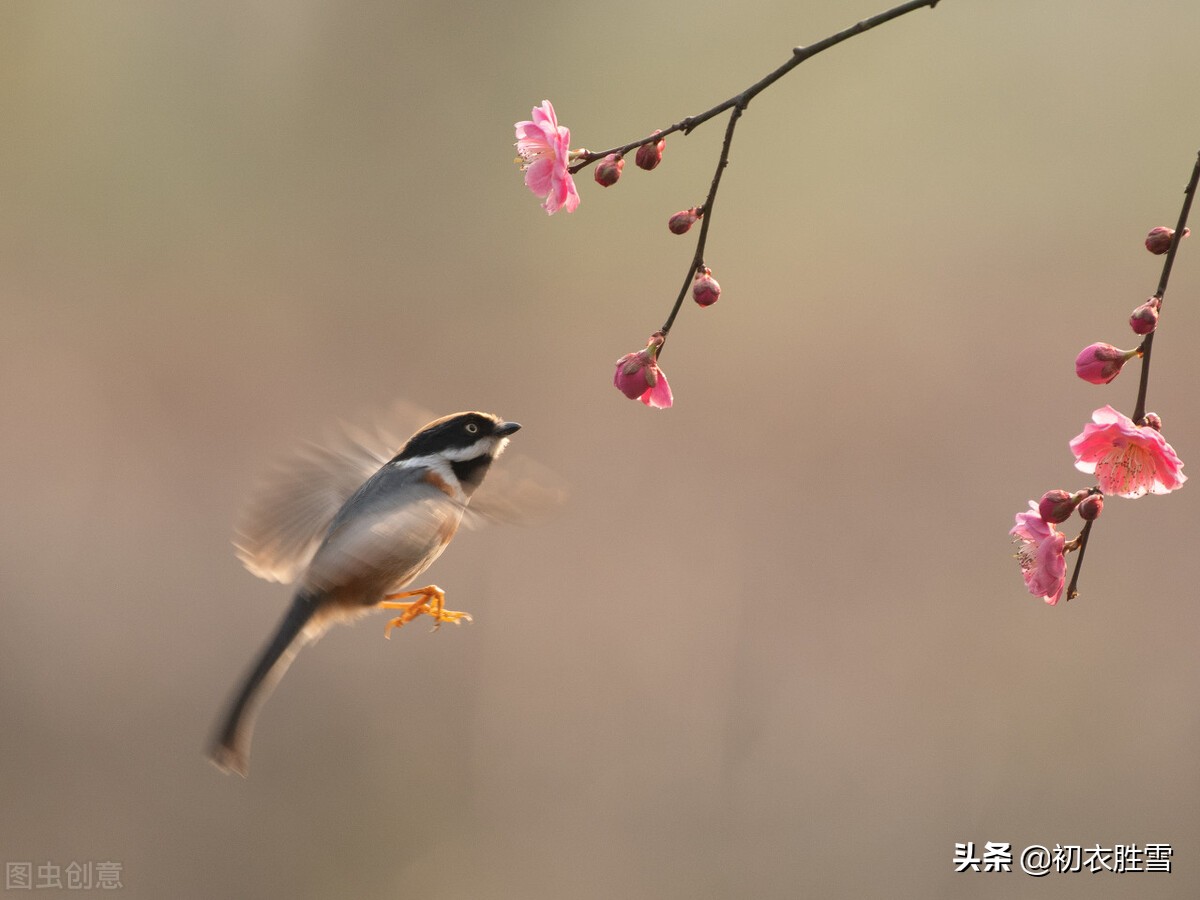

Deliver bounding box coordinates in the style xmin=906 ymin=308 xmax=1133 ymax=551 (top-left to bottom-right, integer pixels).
xmin=1065 ymin=519 xmax=1093 ymax=601
xmin=1131 ymin=150 xmax=1200 ymax=424
xmin=569 ymin=0 xmax=942 ymax=174
xmin=661 ymin=102 xmax=745 ymax=337
xmin=1067 ymin=151 xmax=1198 ymax=600
xmin=598 ymin=0 xmax=943 ymax=355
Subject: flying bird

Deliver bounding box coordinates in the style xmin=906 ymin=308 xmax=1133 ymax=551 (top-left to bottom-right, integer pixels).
xmin=209 ymin=410 xmax=523 ymax=776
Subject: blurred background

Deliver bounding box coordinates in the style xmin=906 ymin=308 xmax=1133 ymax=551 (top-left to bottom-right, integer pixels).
xmin=3 ymin=1 xmax=1199 ymax=897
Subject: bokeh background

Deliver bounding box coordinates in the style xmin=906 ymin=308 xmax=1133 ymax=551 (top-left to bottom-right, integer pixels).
xmin=3 ymin=1 xmax=1199 ymax=897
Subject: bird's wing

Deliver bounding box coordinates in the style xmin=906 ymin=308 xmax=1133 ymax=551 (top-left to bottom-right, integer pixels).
xmin=462 ymin=450 xmax=568 ymax=529
xmin=233 ymin=401 xmax=567 ymax=583
xmin=233 ymin=427 xmax=393 ymax=584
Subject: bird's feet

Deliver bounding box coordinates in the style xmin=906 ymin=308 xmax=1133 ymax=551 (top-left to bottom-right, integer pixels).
xmin=379 ymin=585 xmax=473 ymax=637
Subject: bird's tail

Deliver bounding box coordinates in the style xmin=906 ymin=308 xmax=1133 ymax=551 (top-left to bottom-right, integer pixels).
xmin=208 ymin=591 xmax=324 ymax=776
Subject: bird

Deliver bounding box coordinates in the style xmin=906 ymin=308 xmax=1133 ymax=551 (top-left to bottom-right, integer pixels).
xmin=208 ymin=410 xmax=521 ymax=776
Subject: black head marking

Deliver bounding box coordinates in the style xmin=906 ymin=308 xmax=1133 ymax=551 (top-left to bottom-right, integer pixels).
xmin=394 ymin=412 xmax=519 ymax=463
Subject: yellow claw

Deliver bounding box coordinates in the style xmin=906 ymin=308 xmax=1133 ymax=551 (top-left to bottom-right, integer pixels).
xmin=379 ymin=585 xmax=473 ymax=637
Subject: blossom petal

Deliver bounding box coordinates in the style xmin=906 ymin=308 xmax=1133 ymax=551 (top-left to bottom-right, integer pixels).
xmin=641 ymin=369 xmax=673 ymax=408
xmin=1069 ymin=405 xmax=1186 ymax=498
xmin=531 ymin=100 xmax=557 ymax=130
xmin=514 ymin=121 xmax=549 ymax=146
xmin=524 ymin=157 xmax=555 ymax=195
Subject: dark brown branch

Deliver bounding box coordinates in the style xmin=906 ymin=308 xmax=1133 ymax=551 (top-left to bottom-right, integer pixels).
xmin=1065 ymin=519 xmax=1093 ymax=601
xmin=626 ymin=0 xmax=941 ymax=353
xmin=1132 ymin=150 xmax=1200 ymax=424
xmin=568 ymin=0 xmax=942 ymax=175
xmin=660 ymin=102 xmax=745 ymax=338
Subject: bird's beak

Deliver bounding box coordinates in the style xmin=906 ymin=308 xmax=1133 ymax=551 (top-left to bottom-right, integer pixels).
xmin=495 ymin=421 xmax=521 ymax=436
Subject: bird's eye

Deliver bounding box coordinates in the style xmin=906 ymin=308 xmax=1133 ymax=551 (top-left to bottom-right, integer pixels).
xmin=465 ymin=423 xmax=479 ymax=434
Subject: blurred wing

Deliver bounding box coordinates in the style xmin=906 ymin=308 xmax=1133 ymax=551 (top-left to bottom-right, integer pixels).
xmin=234 ymin=430 xmax=393 ymax=583
xmin=464 ymin=451 xmax=569 ymax=529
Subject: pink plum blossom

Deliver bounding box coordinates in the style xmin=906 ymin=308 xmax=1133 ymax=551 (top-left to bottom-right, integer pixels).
xmin=1010 ymin=502 xmax=1067 ymax=605
xmin=613 ymin=333 xmax=673 ymax=408
xmin=514 ymin=100 xmax=580 ymax=215
xmin=1069 ymin=405 xmax=1186 ymax=498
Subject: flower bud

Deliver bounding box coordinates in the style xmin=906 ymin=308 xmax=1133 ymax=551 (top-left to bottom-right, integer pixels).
xmin=668 ymin=207 xmax=701 ymax=235
xmin=1142 ymin=412 xmax=1162 ymax=432
xmin=1038 ymin=489 xmax=1081 ymax=525
xmin=594 ymin=153 xmax=624 ymax=187
xmin=1074 ymin=342 xmax=1134 ymax=385
xmin=1145 ymin=226 xmax=1190 ymax=255
xmin=692 ymin=267 xmax=721 ymax=307
xmin=1128 ymin=298 xmax=1159 ymax=336
xmin=1077 ymin=494 xmax=1104 ymax=521
xmin=613 ymin=332 xmax=673 ymax=408
xmin=613 ymin=351 xmax=655 ymax=399
xmin=635 ymin=132 xmax=665 ymax=170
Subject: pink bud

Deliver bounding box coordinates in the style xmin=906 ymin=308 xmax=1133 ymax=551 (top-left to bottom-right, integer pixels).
xmin=668 ymin=208 xmax=701 ymax=235
xmin=635 ymin=132 xmax=665 ymax=171
xmin=594 ymin=153 xmax=624 ymax=187
xmin=1129 ymin=298 xmax=1159 ymax=335
xmin=613 ymin=351 xmax=654 ymax=399
xmin=1038 ymin=489 xmax=1081 ymax=524
xmin=613 ymin=332 xmax=673 ymax=408
xmin=1142 ymin=412 xmax=1163 ymax=432
xmin=1077 ymin=494 xmax=1104 ymax=521
xmin=1145 ymin=226 xmax=1190 ymax=255
xmin=1074 ymin=342 xmax=1133 ymax=385
xmin=692 ymin=267 xmax=721 ymax=308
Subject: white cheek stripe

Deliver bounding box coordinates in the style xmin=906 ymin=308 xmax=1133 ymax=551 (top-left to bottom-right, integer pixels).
xmin=395 ymin=436 xmax=507 ymax=468
xmin=389 ymin=437 xmax=508 ymax=504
